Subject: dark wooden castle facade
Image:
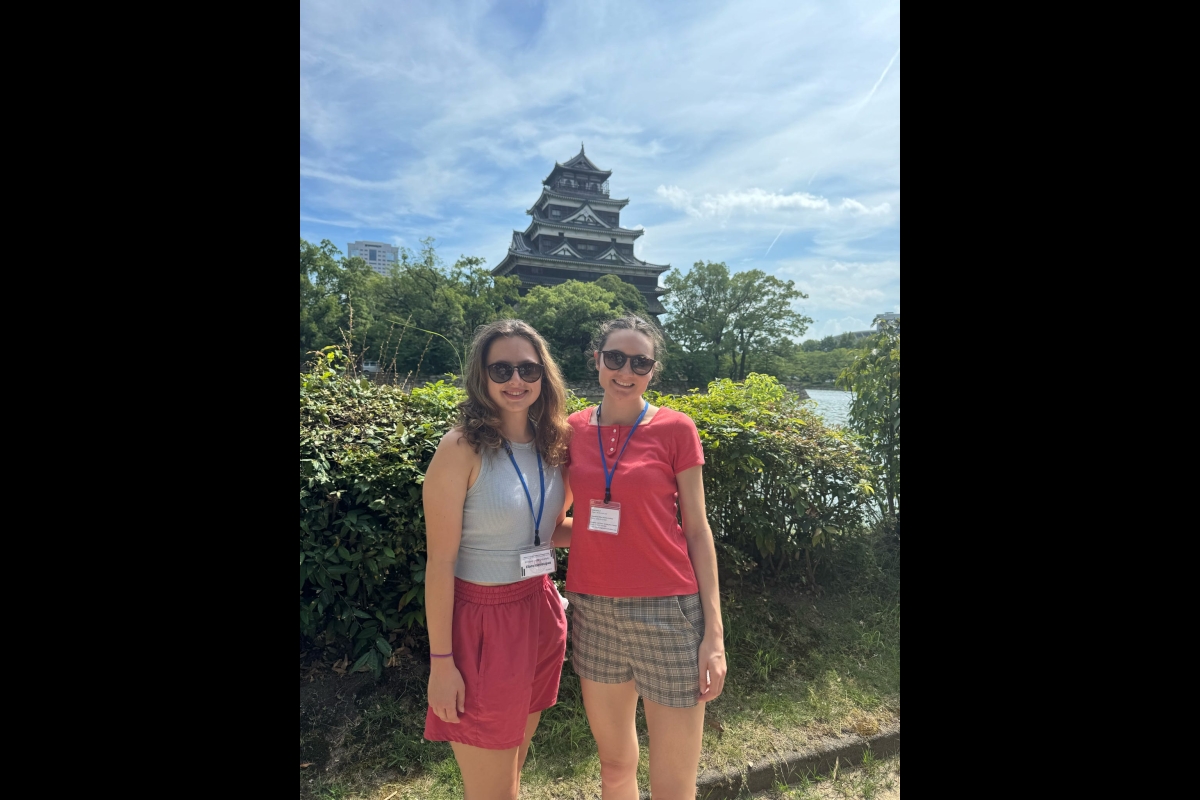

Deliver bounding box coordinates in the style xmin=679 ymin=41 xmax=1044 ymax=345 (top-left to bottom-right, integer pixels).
xmin=491 ymin=145 xmax=668 ymax=315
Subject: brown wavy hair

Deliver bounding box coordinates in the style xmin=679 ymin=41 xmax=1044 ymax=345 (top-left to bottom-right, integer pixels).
xmin=457 ymin=319 xmax=571 ymax=466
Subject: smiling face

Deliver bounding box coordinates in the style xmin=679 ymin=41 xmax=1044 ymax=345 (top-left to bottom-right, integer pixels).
xmin=595 ymin=328 xmax=656 ymax=401
xmin=485 ymin=334 xmax=543 ymax=414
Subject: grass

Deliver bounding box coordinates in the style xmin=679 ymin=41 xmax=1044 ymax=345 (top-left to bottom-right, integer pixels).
xmin=766 ymin=752 xmax=901 ymax=800
xmin=691 ymin=584 xmax=900 ymax=783
xmin=300 ymin=531 xmax=899 ymax=799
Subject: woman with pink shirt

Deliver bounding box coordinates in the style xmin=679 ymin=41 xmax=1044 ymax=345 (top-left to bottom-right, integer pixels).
xmin=563 ymin=314 xmax=728 ymax=800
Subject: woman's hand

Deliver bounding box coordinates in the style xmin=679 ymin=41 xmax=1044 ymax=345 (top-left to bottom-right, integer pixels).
xmin=551 ymin=516 xmax=573 ymax=549
xmin=698 ymin=635 xmax=727 ymax=701
xmin=428 ymin=660 xmax=466 ymax=723
xmin=552 ymin=464 xmax=574 ymax=549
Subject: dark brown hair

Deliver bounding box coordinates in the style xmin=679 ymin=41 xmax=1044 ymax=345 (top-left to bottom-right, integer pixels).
xmin=590 ymin=313 xmax=666 ymax=383
xmin=457 ymin=319 xmax=571 ymax=466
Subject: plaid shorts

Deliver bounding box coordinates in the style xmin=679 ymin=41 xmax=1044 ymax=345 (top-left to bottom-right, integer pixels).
xmin=565 ymin=592 xmax=705 ymax=708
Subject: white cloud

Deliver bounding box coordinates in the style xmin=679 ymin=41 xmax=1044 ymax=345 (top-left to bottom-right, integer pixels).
xmin=821 ymin=285 xmax=886 ymax=309
xmin=656 ymin=186 xmax=890 ymax=219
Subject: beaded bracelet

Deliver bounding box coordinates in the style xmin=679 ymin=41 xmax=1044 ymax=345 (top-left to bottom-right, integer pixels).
xmin=430 ymin=651 xmax=454 ymax=659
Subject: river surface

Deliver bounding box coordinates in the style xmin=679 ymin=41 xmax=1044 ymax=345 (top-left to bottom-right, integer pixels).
xmin=803 ymin=388 xmax=853 ymax=428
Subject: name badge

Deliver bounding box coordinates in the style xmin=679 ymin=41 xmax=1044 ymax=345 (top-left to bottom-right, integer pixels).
xmin=588 ymin=499 xmax=621 ymax=535
xmin=519 ymin=546 xmax=556 ymax=577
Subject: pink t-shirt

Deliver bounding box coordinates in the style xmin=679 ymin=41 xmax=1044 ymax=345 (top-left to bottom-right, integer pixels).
xmin=564 ymin=406 xmax=705 ymax=597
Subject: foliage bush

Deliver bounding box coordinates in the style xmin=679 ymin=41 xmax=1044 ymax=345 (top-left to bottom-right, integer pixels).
xmin=837 ymin=319 xmax=900 ymax=516
xmin=650 ymin=374 xmax=877 ymax=588
xmin=300 ymin=349 xmax=462 ymax=677
xmin=301 ymin=358 xmax=876 ymax=673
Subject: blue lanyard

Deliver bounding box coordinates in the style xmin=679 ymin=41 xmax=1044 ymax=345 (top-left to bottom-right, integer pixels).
xmin=504 ymin=442 xmax=545 ymax=546
xmin=596 ymin=400 xmax=648 ymax=503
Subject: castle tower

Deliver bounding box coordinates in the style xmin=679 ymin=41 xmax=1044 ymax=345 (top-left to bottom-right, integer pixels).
xmin=491 ymin=145 xmax=668 ymax=314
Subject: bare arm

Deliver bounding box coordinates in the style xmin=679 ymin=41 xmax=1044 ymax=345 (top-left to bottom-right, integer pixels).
xmin=422 ymin=429 xmax=477 ymax=723
xmin=551 ymin=463 xmax=574 ymax=549
xmin=677 ymin=464 xmax=727 ymax=701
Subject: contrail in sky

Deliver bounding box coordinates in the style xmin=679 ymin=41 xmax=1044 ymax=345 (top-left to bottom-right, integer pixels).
xmin=809 ymin=48 xmax=899 ymax=188
xmin=765 ymin=227 xmax=787 ymax=256
xmin=861 ymin=48 xmax=900 ymax=109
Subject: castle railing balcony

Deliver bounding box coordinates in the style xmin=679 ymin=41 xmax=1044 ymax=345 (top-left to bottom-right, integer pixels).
xmin=552 ymin=178 xmax=610 ymax=196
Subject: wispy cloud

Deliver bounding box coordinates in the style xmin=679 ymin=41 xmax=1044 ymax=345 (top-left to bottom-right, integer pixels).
xmin=299 ymin=163 xmax=406 ymax=191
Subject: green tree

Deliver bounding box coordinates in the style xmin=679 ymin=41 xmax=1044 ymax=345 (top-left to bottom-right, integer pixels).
xmin=593 ymin=273 xmax=648 ymax=315
xmin=300 ymin=238 xmax=377 ymax=367
xmin=451 ymin=257 xmax=522 ymax=340
xmin=726 ymin=269 xmax=811 ymax=380
xmin=801 ymin=333 xmax=864 ymax=354
xmin=662 ymin=261 xmax=732 ymax=382
xmin=663 ymin=261 xmax=811 ymax=382
xmin=786 ymin=348 xmax=860 ymax=386
xmin=364 ymin=239 xmax=519 ymax=377
xmin=838 ymin=318 xmax=900 ymax=516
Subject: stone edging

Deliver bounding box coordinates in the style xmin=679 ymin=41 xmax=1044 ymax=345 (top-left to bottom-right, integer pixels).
xmin=637 ymin=720 xmax=900 ymax=800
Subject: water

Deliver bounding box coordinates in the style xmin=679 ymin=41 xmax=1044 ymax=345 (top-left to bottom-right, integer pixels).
xmin=802 ymin=389 xmax=853 ymax=428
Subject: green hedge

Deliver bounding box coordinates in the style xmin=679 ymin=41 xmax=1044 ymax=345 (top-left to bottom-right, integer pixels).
xmin=300 ymin=358 xmax=875 ymax=675
xmin=650 ymin=374 xmax=876 ymax=586
xmin=300 ymin=355 xmax=462 ymax=677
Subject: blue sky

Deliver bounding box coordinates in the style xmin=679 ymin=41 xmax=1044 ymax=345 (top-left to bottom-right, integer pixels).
xmin=300 ymin=0 xmax=899 ymax=340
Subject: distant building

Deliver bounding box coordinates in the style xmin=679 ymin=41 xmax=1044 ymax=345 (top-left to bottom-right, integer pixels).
xmin=846 ymin=313 xmax=900 ymax=340
xmin=347 ymin=241 xmax=399 ymax=276
xmin=491 ymin=145 xmax=669 ymax=315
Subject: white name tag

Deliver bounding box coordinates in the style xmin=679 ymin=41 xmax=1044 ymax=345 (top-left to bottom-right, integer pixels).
xmin=588 ymin=499 xmax=621 ymax=535
xmin=519 ymin=547 xmax=556 ymax=577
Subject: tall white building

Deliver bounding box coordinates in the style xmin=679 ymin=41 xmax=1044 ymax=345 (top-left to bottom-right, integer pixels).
xmin=347 ymin=241 xmax=399 ymax=276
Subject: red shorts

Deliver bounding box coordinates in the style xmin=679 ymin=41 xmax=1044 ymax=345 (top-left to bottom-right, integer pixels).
xmin=423 ymin=574 xmax=567 ymax=750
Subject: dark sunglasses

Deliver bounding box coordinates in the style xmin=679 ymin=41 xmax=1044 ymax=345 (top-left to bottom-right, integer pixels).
xmin=486 ymin=361 xmax=544 ymax=383
xmin=600 ymin=350 xmax=656 ymax=375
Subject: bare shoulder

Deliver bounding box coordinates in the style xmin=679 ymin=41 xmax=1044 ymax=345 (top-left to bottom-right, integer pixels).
xmin=426 ymin=427 xmax=481 ymax=500
xmin=433 ymin=427 xmax=480 ymax=464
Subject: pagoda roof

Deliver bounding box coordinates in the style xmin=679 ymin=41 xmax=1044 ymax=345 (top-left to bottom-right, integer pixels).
xmin=524 ymin=218 xmax=645 ymax=239
xmin=509 ymin=231 xmax=533 ymax=253
xmin=495 ymin=236 xmax=669 ymax=275
xmin=543 ymin=144 xmax=612 ymax=182
xmin=594 ymin=244 xmax=640 ymax=266
xmin=546 ymin=240 xmax=584 ymax=259
xmin=526 ymin=203 xmax=645 ymax=236
xmin=526 ymin=187 xmax=630 ymax=212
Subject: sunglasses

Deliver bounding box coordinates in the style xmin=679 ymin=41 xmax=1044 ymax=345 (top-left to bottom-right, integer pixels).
xmin=600 ymin=350 xmax=656 ymax=375
xmin=486 ymin=361 xmax=544 ymax=383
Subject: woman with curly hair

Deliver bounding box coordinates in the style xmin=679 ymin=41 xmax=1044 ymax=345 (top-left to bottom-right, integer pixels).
xmin=421 ymin=319 xmax=574 ymax=800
